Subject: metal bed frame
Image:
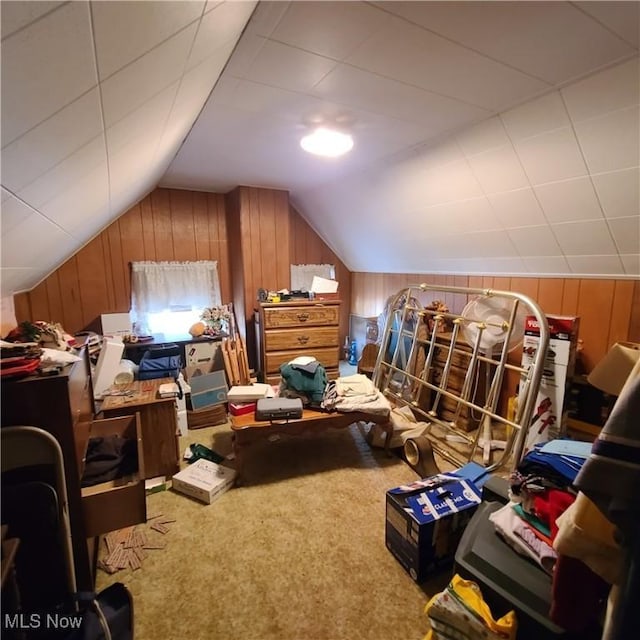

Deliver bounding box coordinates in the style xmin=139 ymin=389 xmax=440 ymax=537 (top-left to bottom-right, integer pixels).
xmin=372 ymin=283 xmax=550 ymax=473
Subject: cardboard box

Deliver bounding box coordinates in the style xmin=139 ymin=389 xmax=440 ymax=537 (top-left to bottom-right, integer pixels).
xmin=385 ymin=474 xmax=482 ymax=583
xmin=187 ymin=404 xmax=228 ymax=429
xmin=520 ymin=315 xmax=580 ymax=452
xmin=171 ymin=459 xmax=236 ymax=504
xmin=227 ymin=384 xmax=271 ymax=403
xmin=187 ymin=369 xmax=228 ymax=410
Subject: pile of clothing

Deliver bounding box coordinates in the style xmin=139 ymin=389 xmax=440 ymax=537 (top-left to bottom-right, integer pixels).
xmin=489 ymin=440 xmax=614 ymax=634
xmin=0 ymin=339 xmax=42 ymax=378
xmin=493 ymin=442 xmax=585 ymax=574
xmin=322 ymin=373 xmax=390 ymax=416
xmin=279 ymin=356 xmax=328 ymax=407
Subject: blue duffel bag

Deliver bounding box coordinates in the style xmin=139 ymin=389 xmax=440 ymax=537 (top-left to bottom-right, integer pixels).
xmin=137 ymin=348 xmax=181 ymax=381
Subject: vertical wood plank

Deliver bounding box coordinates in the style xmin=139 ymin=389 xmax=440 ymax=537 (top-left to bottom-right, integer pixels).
xmin=106 ymin=220 xmax=127 ymax=312
xmin=537 ymin=278 xmax=565 ymax=315
xmin=576 ymin=279 xmax=616 ymax=370
xmin=151 ymin=189 xmax=174 ymax=260
xmin=13 ymin=292 xmax=31 ymax=324
xmin=57 ymin=257 xmax=83 ymax=332
xmin=76 ymin=237 xmax=110 ymax=328
xmin=140 ymin=194 xmax=157 ymax=260
xmin=629 ymin=280 xmax=640 ymax=343
xmin=29 ymin=281 xmax=50 ymax=321
xmin=608 ymin=280 xmax=634 ymax=346
xmin=170 ymin=190 xmax=196 ymax=261
xmin=561 ymin=279 xmax=580 ymax=316
xmin=45 ymin=272 xmax=65 ymax=324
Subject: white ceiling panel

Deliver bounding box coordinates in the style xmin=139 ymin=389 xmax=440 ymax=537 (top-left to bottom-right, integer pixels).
xmin=18 ymin=136 xmax=106 ymax=211
xmin=573 ymin=106 xmax=640 ymax=174
xmin=486 ymin=188 xmax=547 ymax=229
xmin=1 ymin=210 xmax=75 ymax=270
xmin=533 ymin=177 xmax=604 ymax=224
xmin=592 ymin=168 xmax=640 ymax=219
xmin=1 ymin=2 xmax=96 ymax=146
xmin=377 ymin=1 xmax=635 ymax=83
xmin=522 ymin=255 xmax=571 ymax=275
xmin=575 ymin=1 xmax=640 ymax=48
xmin=566 ymin=254 xmax=625 ymax=275
xmin=240 ymin=40 xmax=337 ymax=92
xmin=501 ymin=92 xmax=572 ymax=142
xmin=1 ymin=193 xmax=34 ymax=235
xmin=621 ymin=254 xmax=640 ymax=276
xmin=455 ymin=117 xmax=511 ymax=156
xmin=2 ymin=1 xmax=639 ymax=297
xmin=465 ymin=144 xmax=529 ymax=194
xmin=100 ymin=24 xmax=197 ymax=128
xmin=553 ymin=219 xmax=618 ymax=255
xmin=187 ymin=0 xmax=256 ymax=70
xmin=270 ymin=1 xmax=389 ymax=61
xmin=106 ymin=83 xmax=178 ymax=159
xmin=2 ymin=89 xmax=103 ymax=193
xmin=312 ymin=64 xmax=490 ymax=131
xmin=608 ymin=217 xmax=640 ymax=255
xmin=507 ymin=225 xmax=563 ymax=257
xmin=0 ymin=1 xmax=64 ymax=40
xmin=92 ymin=1 xmax=205 ymax=79
xmin=513 ymin=127 xmax=588 ymax=185
xmin=38 ymin=163 xmax=110 ymax=234
xmin=346 ymin=16 xmax=551 ymax=111
xmin=561 ymin=56 xmax=640 ymax=122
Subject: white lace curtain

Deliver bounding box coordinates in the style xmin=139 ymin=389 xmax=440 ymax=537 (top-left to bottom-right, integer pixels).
xmin=290 ymin=263 xmax=335 ymax=291
xmin=130 ymin=260 xmax=221 ymax=329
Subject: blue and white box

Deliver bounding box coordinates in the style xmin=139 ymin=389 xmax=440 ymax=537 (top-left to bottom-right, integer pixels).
xmin=385 ymin=473 xmax=482 ymax=583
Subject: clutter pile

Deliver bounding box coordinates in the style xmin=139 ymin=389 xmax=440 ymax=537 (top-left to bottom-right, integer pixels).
xmin=98 ymin=514 xmax=175 ymax=574
xmin=279 ymin=356 xmax=328 ymax=406
xmin=322 ymin=373 xmax=391 ymax=416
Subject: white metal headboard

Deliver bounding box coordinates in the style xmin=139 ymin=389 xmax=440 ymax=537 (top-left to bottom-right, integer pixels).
xmin=372 ymin=283 xmax=550 ymax=472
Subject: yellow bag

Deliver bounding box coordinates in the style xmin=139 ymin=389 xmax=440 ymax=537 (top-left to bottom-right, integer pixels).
xmin=424 ymin=574 xmax=517 ymax=640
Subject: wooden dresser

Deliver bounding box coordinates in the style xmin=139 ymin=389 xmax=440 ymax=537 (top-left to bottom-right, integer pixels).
xmin=257 ymin=300 xmax=341 ymax=385
xmin=1 ymin=349 xmax=146 ymax=591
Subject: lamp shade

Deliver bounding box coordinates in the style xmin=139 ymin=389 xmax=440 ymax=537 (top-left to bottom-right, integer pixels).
xmin=587 ymin=342 xmax=640 ymax=396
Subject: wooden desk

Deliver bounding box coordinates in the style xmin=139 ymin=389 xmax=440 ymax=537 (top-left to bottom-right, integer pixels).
xmin=230 ymin=408 xmax=392 ymax=483
xmin=101 ymin=378 xmax=180 ymax=479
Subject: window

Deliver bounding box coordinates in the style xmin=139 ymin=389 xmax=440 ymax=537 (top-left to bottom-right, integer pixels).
xmin=130 ymin=261 xmax=221 ymax=336
xmin=290 ymin=263 xmax=335 ymax=291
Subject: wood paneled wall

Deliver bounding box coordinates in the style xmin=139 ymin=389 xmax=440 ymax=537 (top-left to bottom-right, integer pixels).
xmin=14 ymin=188 xmax=231 ymax=333
xmin=351 ymin=272 xmax=640 ymax=372
xmin=290 ymin=205 xmax=352 ymax=345
xmin=224 ymin=186 xmax=351 ymax=365
xmin=13 ymin=185 xmax=352 ymax=377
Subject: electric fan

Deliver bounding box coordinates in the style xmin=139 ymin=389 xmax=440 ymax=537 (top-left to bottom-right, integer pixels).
xmin=459 ymin=295 xmax=528 ymax=463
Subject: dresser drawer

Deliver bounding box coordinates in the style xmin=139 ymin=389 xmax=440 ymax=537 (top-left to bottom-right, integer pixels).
xmin=265 ymin=326 xmax=339 ymax=352
xmin=265 ymin=346 xmax=339 ymax=374
xmin=263 ymin=304 xmax=339 ymax=329
xmin=81 ymin=414 xmax=146 ymax=538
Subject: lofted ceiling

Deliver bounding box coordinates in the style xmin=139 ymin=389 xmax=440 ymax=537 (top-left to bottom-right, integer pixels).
xmin=1 ymin=1 xmax=639 ymax=299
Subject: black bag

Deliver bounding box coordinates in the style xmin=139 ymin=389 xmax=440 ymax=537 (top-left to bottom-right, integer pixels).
xmin=137 ymin=346 xmax=181 ymax=381
xmin=67 ymin=582 xmax=134 ymax=640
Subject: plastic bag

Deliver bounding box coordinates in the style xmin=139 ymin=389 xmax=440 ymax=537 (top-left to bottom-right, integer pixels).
xmin=424 ymin=574 xmax=517 ymax=640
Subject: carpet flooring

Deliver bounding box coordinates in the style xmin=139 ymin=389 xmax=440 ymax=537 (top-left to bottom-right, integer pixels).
xmin=95 ymin=420 xmax=454 ymax=640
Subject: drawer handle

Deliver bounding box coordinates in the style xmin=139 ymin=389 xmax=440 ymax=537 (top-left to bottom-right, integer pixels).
xmin=297 ymin=335 xmax=310 ymax=344
xmin=296 ymin=313 xmax=309 ymax=322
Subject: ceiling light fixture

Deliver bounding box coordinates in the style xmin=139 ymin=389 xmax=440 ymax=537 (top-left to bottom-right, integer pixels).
xmin=300 ymin=127 xmax=354 ymax=157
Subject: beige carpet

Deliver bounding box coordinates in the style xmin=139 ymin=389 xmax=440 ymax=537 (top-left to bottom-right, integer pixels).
xmin=96 ymin=420 xmax=453 ymax=640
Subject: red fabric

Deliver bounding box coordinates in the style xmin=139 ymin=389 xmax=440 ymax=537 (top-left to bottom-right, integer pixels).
xmin=533 ymin=489 xmax=575 ymax=540
xmin=551 ymin=554 xmax=608 ymax=633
